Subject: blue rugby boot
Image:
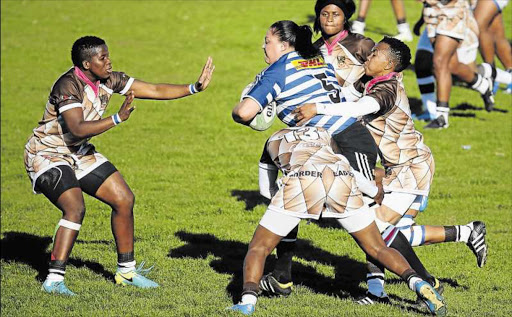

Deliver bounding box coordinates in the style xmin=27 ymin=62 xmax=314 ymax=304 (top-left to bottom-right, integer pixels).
xmin=415 ymin=280 xmax=447 ymax=316
xmin=42 ymin=280 xmax=76 ymax=296
xmin=115 ymin=261 xmax=159 ymax=288
xmin=227 ymin=303 xmax=255 ymax=315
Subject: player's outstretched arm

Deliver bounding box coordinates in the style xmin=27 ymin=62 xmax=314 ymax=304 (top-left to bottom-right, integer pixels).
xmin=129 ymin=56 xmax=215 ymax=100
xmin=62 ymin=92 xmax=135 ymax=139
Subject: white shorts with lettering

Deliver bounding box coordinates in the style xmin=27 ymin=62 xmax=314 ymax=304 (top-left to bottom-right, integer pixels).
xmin=259 ymin=205 xmax=375 ymax=236
xmin=381 ymin=192 xmax=424 ymax=216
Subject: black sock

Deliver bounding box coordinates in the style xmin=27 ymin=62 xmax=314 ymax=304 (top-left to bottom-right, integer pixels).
xmin=444 ymin=226 xmax=457 ymax=242
xmin=397 ymin=18 xmax=406 ymax=24
xmin=356 ymin=16 xmax=366 ymax=22
xmin=389 ymin=232 xmax=433 ymax=282
xmin=272 ymin=226 xmax=298 ymax=283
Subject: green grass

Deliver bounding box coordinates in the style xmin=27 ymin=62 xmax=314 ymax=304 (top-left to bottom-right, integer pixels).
xmin=1 ymin=0 xmax=511 ymax=316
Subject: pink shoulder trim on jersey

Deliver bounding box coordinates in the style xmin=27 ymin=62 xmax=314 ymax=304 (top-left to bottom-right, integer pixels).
xmin=365 ymin=72 xmax=398 ymax=93
xmin=323 ymin=30 xmax=348 ymax=55
xmin=74 ymin=66 xmax=100 ymax=97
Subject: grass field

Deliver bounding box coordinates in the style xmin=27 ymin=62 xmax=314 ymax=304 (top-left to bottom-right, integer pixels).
xmin=1 ymin=1 xmax=511 ymax=316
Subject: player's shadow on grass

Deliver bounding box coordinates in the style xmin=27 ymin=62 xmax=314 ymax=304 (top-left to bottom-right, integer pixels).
xmin=231 ymin=190 xmax=270 ymax=211
xmin=169 ymin=231 xmax=433 ymax=314
xmin=169 ymin=230 xmax=367 ymax=302
xmin=1 ymin=231 xmax=112 ymax=282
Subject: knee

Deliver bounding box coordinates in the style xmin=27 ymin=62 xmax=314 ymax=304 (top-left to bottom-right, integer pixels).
xmin=63 ymin=205 xmax=86 ymax=223
xmin=111 ymin=190 xmax=135 ymax=213
xmin=433 ymin=55 xmax=447 ymax=71
xmin=248 ymin=243 xmax=274 ymax=258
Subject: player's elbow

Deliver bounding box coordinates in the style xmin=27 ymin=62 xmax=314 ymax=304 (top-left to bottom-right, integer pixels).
xmin=232 ymin=105 xmax=255 ymax=124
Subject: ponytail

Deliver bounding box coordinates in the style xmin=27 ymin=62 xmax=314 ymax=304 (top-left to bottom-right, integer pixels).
xmin=295 ymin=25 xmax=321 ymax=59
xmin=270 ymin=21 xmax=322 ymax=60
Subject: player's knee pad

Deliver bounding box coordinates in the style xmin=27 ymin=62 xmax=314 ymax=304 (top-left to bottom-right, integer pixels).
xmin=53 ymin=219 xmax=81 ymax=242
xmin=399 ymin=225 xmax=426 ymax=247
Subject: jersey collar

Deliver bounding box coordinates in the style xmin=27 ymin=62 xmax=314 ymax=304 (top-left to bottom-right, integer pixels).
xmin=74 ymin=66 xmax=100 ymax=97
xmin=323 ymin=30 xmax=348 ymax=55
xmin=365 ymin=72 xmax=399 ymax=94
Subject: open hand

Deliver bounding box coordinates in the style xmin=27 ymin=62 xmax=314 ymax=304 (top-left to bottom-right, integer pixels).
xmin=291 ymin=103 xmax=317 ymax=126
xmin=194 ymin=56 xmax=215 ymax=92
xmin=118 ymin=91 xmax=135 ymax=121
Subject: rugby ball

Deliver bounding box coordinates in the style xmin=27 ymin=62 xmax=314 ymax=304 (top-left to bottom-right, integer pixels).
xmin=249 ymin=101 xmax=277 ymax=131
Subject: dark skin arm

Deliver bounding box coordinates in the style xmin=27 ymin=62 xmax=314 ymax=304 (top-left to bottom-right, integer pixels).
xmin=62 ymin=92 xmax=135 ymax=139
xmin=129 ymin=56 xmax=215 ymax=99
xmin=63 ymin=57 xmax=214 ymax=139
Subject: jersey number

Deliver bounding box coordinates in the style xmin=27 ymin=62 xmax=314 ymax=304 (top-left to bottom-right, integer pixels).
xmin=314 ymin=73 xmax=341 ymax=103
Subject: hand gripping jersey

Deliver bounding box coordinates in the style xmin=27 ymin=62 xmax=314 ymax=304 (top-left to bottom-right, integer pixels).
xmin=362 ymin=73 xmax=435 ymax=195
xmin=243 ymin=52 xmax=356 ymax=136
xmin=259 ymin=127 xmax=365 ymax=219
xmin=314 ymin=31 xmax=375 ymax=87
xmin=24 ymin=67 xmax=134 ymax=190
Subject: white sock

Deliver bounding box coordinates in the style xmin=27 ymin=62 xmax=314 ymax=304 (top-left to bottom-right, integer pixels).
xmin=458 ymin=224 xmax=473 ymax=243
xmin=397 ymin=22 xmax=411 ymax=34
xmin=437 ymin=106 xmax=449 ymax=122
xmin=351 ymin=20 xmax=366 ymax=35
xmin=240 ymin=294 xmax=257 ymax=305
xmin=496 ymin=68 xmax=512 ymax=85
xmin=471 ymin=74 xmax=490 ymax=94
xmin=46 ymin=273 xmax=64 ymax=282
xmin=408 ymin=276 xmax=422 ymax=291
xmin=118 ymin=260 xmax=136 ymax=273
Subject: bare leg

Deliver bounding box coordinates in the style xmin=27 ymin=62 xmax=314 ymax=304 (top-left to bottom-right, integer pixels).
xmin=390 ymin=0 xmax=406 ymax=21
xmin=489 ymin=14 xmax=512 ymax=69
xmin=51 ymin=188 xmax=86 ymax=262
xmin=433 ymin=35 xmax=460 ymax=103
xmin=474 ymin=0 xmax=499 ymax=64
xmin=243 ymin=225 xmax=283 ymax=287
xmin=93 ymin=171 xmax=135 ymax=254
xmin=357 ymin=0 xmax=372 ymax=19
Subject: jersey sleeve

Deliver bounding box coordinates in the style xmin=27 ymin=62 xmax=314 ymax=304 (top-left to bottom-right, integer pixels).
xmin=48 ymin=77 xmax=83 ymax=113
xmin=107 ymin=71 xmax=134 ymax=95
xmin=366 ymin=81 xmax=397 ymax=116
xmin=244 ymin=63 xmax=285 ymax=110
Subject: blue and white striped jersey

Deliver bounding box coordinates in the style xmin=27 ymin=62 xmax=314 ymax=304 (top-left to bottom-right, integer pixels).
xmin=243 ymin=52 xmax=356 ymax=136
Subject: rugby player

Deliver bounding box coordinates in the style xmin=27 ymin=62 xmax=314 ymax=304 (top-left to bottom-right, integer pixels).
xmin=227 ymin=127 xmax=446 ymax=316
xmin=232 ymin=18 xmax=379 ymax=296
xmin=351 ymin=0 xmax=414 ymax=42
xmin=24 ymin=36 xmax=215 ymax=295
xmin=473 ymin=0 xmax=512 ymax=93
xmin=419 ymin=0 xmax=495 ymax=129
xmin=293 ymin=36 xmax=487 ymax=303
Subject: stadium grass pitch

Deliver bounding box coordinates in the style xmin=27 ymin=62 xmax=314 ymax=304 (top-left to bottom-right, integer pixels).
xmin=2 ymin=1 xmax=511 ymax=316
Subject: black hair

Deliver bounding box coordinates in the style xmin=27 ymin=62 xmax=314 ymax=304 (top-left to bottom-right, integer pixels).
xmin=270 ymin=20 xmax=321 ymax=59
xmin=380 ymin=36 xmax=411 ymax=72
xmin=71 ymin=36 xmax=106 ymax=67
xmin=314 ymin=0 xmax=355 ymax=34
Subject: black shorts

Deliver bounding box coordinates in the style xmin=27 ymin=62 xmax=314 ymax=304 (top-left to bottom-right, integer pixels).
xmin=332 ymin=121 xmax=377 ymax=180
xmin=35 ymin=162 xmax=117 ymax=204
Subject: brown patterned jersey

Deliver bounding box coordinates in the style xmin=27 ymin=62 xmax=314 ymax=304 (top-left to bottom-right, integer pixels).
xmin=314 ymin=33 xmax=374 ymax=87
xmin=362 ymin=74 xmax=434 ymax=195
xmin=362 ymin=74 xmax=431 ymax=167
xmin=26 ymin=67 xmax=133 ymax=155
xmin=260 ymin=127 xmax=365 ymax=218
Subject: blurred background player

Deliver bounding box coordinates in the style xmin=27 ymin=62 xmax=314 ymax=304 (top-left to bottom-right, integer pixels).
xmin=293 ymin=36 xmax=488 ymax=302
xmin=24 ymin=36 xmax=215 ymax=295
xmin=351 ymin=0 xmax=414 ymax=42
xmin=228 ymin=127 xmax=446 ymax=316
xmin=420 ymin=0 xmax=494 ymax=129
xmin=473 ymin=0 xmax=512 ymax=94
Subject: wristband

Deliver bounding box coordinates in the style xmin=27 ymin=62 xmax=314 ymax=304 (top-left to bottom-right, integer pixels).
xmin=111 ymin=113 xmax=122 ymax=126
xmin=189 ymin=83 xmax=199 ymax=95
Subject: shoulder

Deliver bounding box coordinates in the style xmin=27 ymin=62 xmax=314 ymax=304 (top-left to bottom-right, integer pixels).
xmin=49 ymin=69 xmax=83 ymax=103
